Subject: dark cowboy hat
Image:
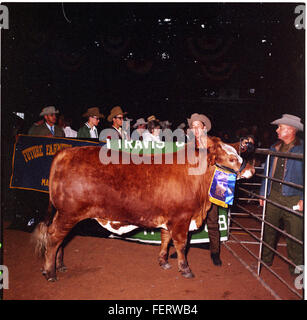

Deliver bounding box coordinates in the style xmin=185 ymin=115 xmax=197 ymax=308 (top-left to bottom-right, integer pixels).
xmin=107 ymin=106 xmax=127 ymax=122
xmin=82 ymin=107 xmax=105 ymax=119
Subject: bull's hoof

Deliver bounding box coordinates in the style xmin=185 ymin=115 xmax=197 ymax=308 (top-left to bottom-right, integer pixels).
xmin=42 ymin=270 xmax=57 ymax=282
xmin=160 ymin=262 xmax=172 ymax=270
xmin=47 ymin=277 xmax=57 ymax=282
xmin=57 ymin=265 xmax=68 ymax=273
xmin=181 ymin=270 xmax=195 ymax=279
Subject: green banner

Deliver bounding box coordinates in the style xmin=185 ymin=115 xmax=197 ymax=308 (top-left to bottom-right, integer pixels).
xmin=106 ymin=139 xmax=185 ymax=154
xmin=110 ymin=207 xmax=228 ymax=244
xmin=10 ymin=135 xmax=228 ymax=243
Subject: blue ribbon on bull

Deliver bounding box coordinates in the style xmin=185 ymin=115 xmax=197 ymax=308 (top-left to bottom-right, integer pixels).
xmin=208 ymin=166 xmax=237 ymax=208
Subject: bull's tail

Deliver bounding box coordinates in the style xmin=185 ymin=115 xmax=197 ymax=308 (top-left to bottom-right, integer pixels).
xmin=32 ymin=200 xmax=56 ymax=258
xmin=32 ymin=222 xmax=49 ymax=258
xmin=45 ymin=200 xmax=56 ymax=226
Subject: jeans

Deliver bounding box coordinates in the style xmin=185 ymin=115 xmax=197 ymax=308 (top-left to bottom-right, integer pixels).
xmin=261 ymin=189 xmax=303 ymax=273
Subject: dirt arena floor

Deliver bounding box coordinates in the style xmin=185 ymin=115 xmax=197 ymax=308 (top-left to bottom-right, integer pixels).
xmin=3 ymin=220 xmax=302 ymax=300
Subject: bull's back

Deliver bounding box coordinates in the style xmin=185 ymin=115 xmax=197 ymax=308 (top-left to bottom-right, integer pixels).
xmin=49 ymin=146 xmax=201 ymax=225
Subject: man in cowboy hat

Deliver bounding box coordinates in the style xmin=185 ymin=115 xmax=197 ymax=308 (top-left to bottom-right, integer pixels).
xmin=160 ymin=120 xmax=172 ymax=130
xmin=28 ymin=106 xmax=65 ymax=137
xmin=26 ymin=106 xmax=64 ymax=225
xmin=77 ymin=107 xmax=104 ymax=139
xmin=187 ymin=113 xmax=223 ymax=266
xmin=187 ymin=113 xmax=212 ymax=148
xmin=186 ymin=112 xmax=254 ymax=267
xmin=259 ymin=114 xmax=304 ymax=275
xmin=131 ymin=118 xmax=147 ymax=140
xmin=106 ymin=106 xmax=128 ymax=140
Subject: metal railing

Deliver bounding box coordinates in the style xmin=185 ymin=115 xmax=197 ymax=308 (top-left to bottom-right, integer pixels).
xmin=224 ymin=148 xmax=304 ymax=300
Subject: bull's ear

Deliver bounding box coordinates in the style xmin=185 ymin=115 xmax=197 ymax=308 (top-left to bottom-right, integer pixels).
xmin=228 ymin=141 xmax=240 ymax=153
xmin=207 ymin=152 xmax=216 ymax=166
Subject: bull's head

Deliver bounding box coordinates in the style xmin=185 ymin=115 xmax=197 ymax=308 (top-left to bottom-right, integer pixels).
xmin=207 ymin=137 xmax=255 ymax=179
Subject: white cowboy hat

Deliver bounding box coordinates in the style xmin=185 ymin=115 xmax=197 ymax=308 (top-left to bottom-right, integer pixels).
xmin=133 ymin=118 xmax=147 ymax=128
xmin=271 ymin=114 xmax=304 ymax=131
xmin=187 ymin=113 xmax=212 ymax=132
xmin=39 ymin=106 xmax=59 ymax=116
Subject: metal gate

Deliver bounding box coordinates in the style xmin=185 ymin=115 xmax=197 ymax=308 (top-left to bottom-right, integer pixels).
xmin=223 ymin=148 xmax=304 ymax=300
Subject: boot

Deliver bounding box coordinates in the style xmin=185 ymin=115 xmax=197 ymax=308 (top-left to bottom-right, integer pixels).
xmin=211 ymin=252 xmax=222 ymax=266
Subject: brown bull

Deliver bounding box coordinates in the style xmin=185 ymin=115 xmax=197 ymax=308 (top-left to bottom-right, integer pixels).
xmin=33 ymin=137 xmax=255 ymax=281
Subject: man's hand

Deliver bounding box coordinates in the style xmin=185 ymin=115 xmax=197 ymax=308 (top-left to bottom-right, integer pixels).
xmin=243 ymin=136 xmax=255 ymax=144
xmin=296 ymin=200 xmax=303 ymax=211
xmin=260 ymin=199 xmax=303 ymax=211
xmin=241 ymin=136 xmax=255 ymax=153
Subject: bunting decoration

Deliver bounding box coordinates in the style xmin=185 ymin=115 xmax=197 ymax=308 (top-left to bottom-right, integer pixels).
xmin=54 ymin=48 xmax=87 ymax=72
xmin=102 ymin=35 xmax=131 ymax=56
xmin=187 ymin=35 xmax=233 ymax=62
xmin=126 ymin=59 xmax=154 ymax=74
xmin=201 ymin=62 xmax=236 ymax=81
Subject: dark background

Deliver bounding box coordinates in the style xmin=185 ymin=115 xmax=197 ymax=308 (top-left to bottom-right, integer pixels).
xmin=2 ymin=2 xmax=305 ymax=134
xmin=1 ymin=2 xmax=305 ymax=221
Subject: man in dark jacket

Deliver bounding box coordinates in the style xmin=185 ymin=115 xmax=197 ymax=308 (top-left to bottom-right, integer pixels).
xmin=187 ymin=113 xmax=255 ymax=266
xmin=104 ymin=106 xmax=128 ymax=140
xmin=187 ymin=113 xmax=222 ymax=265
xmin=28 ymin=106 xmax=64 ymax=137
xmin=259 ymin=114 xmax=304 ymax=274
xmin=77 ymin=107 xmax=104 ymax=139
xmin=25 ymin=106 xmax=64 ymax=226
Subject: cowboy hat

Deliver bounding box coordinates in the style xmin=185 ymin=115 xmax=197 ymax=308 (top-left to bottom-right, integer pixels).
xmin=177 ymin=122 xmax=186 ymax=129
xmin=82 ymin=107 xmax=105 ymax=119
xmin=271 ymin=114 xmax=304 ymax=131
xmin=107 ymin=106 xmax=127 ymax=122
xmin=40 ymin=106 xmax=59 ymax=116
xmin=187 ymin=113 xmax=212 ymax=132
xmin=160 ymin=120 xmax=172 ymax=126
xmin=133 ymin=118 xmax=147 ymax=128
xmin=147 ymin=115 xmax=160 ymax=122
xmin=159 ymin=120 xmax=172 ymax=129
